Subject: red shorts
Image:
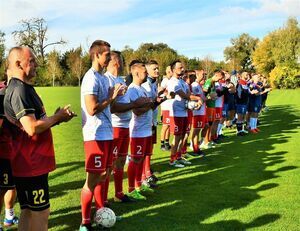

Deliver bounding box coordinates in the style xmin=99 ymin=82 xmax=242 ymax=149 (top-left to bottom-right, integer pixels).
xmin=152 ymin=126 xmax=157 ymax=144
xmin=84 ymin=140 xmax=113 ymax=174
xmin=215 ymin=107 xmax=222 ymax=120
xmin=170 ymin=117 xmax=188 ymax=136
xmin=162 ymin=110 xmax=170 ymax=125
xmin=192 ymin=115 xmax=207 ymax=129
xmin=130 ymin=136 xmax=152 ymax=158
xmin=206 ymin=108 xmax=216 ymax=122
xmin=186 ymin=110 xmax=193 ymax=133
xmin=112 ymin=127 xmax=129 ymax=161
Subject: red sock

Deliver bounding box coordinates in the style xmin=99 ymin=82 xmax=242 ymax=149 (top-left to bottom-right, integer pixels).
xmin=113 ymin=168 xmax=124 ymax=198
xmin=81 ymin=188 xmax=93 ymax=224
xmin=144 ymin=155 xmax=151 ymax=178
xmin=135 ymin=161 xmax=144 ymax=188
xmin=102 ymin=176 xmax=110 ymax=204
xmin=127 ymin=161 xmax=136 ymax=192
xmin=94 ymin=183 xmax=104 ymax=209
xmin=170 ymin=152 xmax=177 ymax=162
xmin=176 ymin=151 xmax=182 ymax=160
xmin=193 ymin=143 xmax=199 ymax=152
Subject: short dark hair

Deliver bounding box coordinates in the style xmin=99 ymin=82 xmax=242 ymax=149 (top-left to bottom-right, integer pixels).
xmin=129 ymin=59 xmax=143 ymax=68
xmin=146 ymin=60 xmax=158 ymax=65
xmin=170 ymin=60 xmax=181 ymax=71
xmin=89 ymin=40 xmax=111 ymax=61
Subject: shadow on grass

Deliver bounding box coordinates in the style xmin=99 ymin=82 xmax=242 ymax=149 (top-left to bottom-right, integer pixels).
xmin=49 ymin=105 xmax=299 ymax=230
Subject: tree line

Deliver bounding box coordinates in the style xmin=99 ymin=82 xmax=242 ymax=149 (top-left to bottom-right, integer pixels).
xmin=0 ymin=17 xmax=299 ymax=88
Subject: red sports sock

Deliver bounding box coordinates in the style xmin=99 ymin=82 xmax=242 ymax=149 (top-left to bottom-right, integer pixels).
xmin=113 ymin=168 xmax=124 ymax=198
xmin=102 ymin=176 xmax=110 ymax=204
xmin=81 ymin=188 xmax=93 ymax=224
xmin=94 ymin=183 xmax=104 ymax=209
xmin=170 ymin=152 xmax=177 ymax=162
xmin=193 ymin=143 xmax=199 ymax=152
xmin=144 ymin=155 xmax=151 ymax=178
xmin=127 ymin=161 xmax=136 ymax=192
xmin=135 ymin=161 xmax=144 ymax=188
xmin=176 ymin=151 xmax=182 ymax=160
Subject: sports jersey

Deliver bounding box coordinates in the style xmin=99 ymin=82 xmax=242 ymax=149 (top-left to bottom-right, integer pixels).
xmin=127 ymin=83 xmax=152 ymax=138
xmin=142 ymin=76 xmax=158 ymax=126
xmin=215 ymin=82 xmax=224 ymax=108
xmin=167 ymin=77 xmax=189 ymax=117
xmin=104 ymin=71 xmax=132 ymax=128
xmin=0 ymin=82 xmax=13 ymax=160
xmin=235 ymin=79 xmax=249 ymax=105
xmin=203 ymin=78 xmax=216 ymax=108
xmin=81 ymin=68 xmax=113 ymax=141
xmin=160 ymin=77 xmax=169 ymax=90
xmin=191 ymin=81 xmax=206 ymax=116
xmin=4 ymin=78 xmax=55 ymax=177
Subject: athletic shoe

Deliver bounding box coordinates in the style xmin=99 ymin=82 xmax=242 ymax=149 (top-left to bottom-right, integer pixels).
xmin=149 ymin=174 xmax=159 ymax=182
xmin=255 ymin=128 xmax=260 ymax=132
xmin=177 ymin=157 xmax=191 ymax=165
xmin=127 ymin=190 xmax=146 ymax=200
xmin=165 ymin=143 xmax=171 ymax=150
xmin=237 ymin=131 xmax=245 ymax=136
xmin=242 ymin=129 xmax=249 ymax=134
xmin=200 ymin=142 xmax=209 ymax=149
xmin=139 ymin=184 xmax=154 ymax=193
xmin=145 ymin=178 xmax=158 ymax=188
xmin=160 ymin=145 xmax=166 ymax=151
xmin=194 ymin=150 xmax=205 ymax=157
xmin=114 ymin=194 xmax=135 ymax=203
xmin=182 ymin=153 xmax=193 ymax=158
xmin=3 ymin=216 xmax=19 ymax=227
xmin=169 ymin=161 xmax=185 ymax=168
xmin=208 ymin=142 xmax=216 ymax=148
xmin=79 ymin=224 xmax=93 ymax=231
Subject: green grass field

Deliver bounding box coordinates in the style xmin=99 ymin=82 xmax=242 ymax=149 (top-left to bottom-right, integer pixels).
xmin=26 ymin=88 xmax=300 ymax=230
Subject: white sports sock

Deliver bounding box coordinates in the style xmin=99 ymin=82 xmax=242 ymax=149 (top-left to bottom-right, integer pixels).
xmin=254 ymin=118 xmax=258 ymax=129
xmin=250 ymin=118 xmax=255 ymax=129
xmin=217 ymin=123 xmax=223 ymax=135
xmin=5 ymin=208 xmax=15 ymax=220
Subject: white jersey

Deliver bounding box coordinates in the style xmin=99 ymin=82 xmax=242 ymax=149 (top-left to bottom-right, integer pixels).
xmin=160 ymin=77 xmax=169 ymax=90
xmin=104 ymin=72 xmax=131 ymax=128
xmin=215 ymin=82 xmax=224 ymax=108
xmin=167 ymin=77 xmax=189 ymax=117
xmin=127 ymin=83 xmax=152 ymax=138
xmin=161 ymin=99 xmax=172 ymax=111
xmin=191 ymin=81 xmax=206 ymax=116
xmin=142 ymin=77 xmax=158 ymax=126
xmin=81 ymin=68 xmax=113 ymax=141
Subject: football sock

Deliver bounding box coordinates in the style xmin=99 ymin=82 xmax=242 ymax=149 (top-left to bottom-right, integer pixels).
xmin=81 ymin=188 xmax=93 ymax=224
xmin=5 ymin=208 xmax=14 ymax=220
xmin=254 ymin=118 xmax=258 ymax=129
xmin=127 ymin=161 xmax=136 ymax=192
xmin=217 ymin=123 xmax=223 ymax=135
xmin=250 ymin=117 xmax=255 ymax=129
xmin=135 ymin=161 xmax=144 ymax=188
xmin=94 ymin=183 xmax=104 ymax=209
xmin=103 ymin=176 xmax=110 ymax=204
xmin=113 ymin=168 xmax=124 ymax=198
xmin=193 ymin=143 xmax=199 ymax=152
xmin=176 ymin=151 xmax=182 ymax=160
xmin=170 ymin=152 xmax=177 ymax=162
xmin=144 ymin=155 xmax=151 ymax=178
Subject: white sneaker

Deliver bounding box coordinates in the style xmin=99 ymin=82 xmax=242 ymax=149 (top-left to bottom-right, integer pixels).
xmin=177 ymin=158 xmax=192 ymax=165
xmin=169 ymin=161 xmax=185 ymax=168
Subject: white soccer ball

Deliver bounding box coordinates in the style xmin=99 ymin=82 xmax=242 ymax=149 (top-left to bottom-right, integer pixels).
xmin=186 ymin=100 xmax=198 ymax=110
xmin=94 ymin=207 xmax=116 ymax=228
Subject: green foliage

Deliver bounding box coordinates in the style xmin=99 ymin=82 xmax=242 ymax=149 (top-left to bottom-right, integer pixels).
xmin=0 ymin=31 xmax=5 ymax=79
xmin=224 ymin=33 xmax=259 ymax=71
xmin=252 ymin=17 xmax=300 ymax=88
xmin=45 ymin=50 xmax=64 ymax=86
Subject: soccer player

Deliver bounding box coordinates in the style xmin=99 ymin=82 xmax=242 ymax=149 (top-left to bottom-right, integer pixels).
xmin=167 ymin=61 xmax=202 ymax=167
xmin=127 ymin=62 xmax=154 ymax=200
xmin=0 ymin=78 xmax=18 ymax=230
xmin=4 ymin=46 xmax=75 ymax=231
xmin=79 ymin=40 xmax=123 ymax=231
xmin=235 ymin=72 xmax=251 ymax=136
xmin=104 ymin=51 xmax=145 ymax=203
xmin=159 ymin=65 xmax=173 ymax=151
xmin=190 ymin=70 xmax=207 ymax=155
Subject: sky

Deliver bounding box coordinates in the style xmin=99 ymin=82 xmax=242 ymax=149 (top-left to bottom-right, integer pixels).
xmin=0 ymin=0 xmax=299 ymax=61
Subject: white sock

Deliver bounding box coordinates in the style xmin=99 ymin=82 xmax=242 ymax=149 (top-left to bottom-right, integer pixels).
xmin=217 ymin=123 xmax=223 ymax=135
xmin=5 ymin=208 xmax=15 ymax=220
xmin=254 ymin=118 xmax=258 ymax=129
xmin=250 ymin=118 xmax=255 ymax=129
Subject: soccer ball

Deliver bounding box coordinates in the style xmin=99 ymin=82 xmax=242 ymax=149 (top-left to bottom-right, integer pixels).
xmin=186 ymin=100 xmax=198 ymax=110
xmin=94 ymin=207 xmax=116 ymax=228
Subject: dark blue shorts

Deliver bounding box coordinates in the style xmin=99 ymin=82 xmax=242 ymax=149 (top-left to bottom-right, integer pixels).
xmin=236 ymin=104 xmax=248 ymax=115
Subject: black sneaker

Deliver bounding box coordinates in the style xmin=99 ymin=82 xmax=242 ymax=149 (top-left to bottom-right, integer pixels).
xmin=114 ymin=194 xmax=135 ymax=203
xmin=79 ymin=223 xmax=93 ymax=231
xmin=160 ymin=145 xmax=166 ymax=151
xmin=165 ymin=143 xmax=171 ymax=150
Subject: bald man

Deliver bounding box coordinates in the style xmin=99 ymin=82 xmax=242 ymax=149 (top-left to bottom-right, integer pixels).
xmin=4 ymin=46 xmax=76 ymax=231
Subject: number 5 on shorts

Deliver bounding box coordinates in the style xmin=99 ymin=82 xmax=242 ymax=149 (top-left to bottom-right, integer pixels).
xmin=95 ymin=156 xmax=102 ymax=168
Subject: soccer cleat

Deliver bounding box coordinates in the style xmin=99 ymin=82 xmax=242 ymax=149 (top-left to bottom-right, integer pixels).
xmin=182 ymin=153 xmax=193 ymax=158
xmin=149 ymin=174 xmax=159 ymax=182
xmin=249 ymin=129 xmax=258 ymax=134
xmin=200 ymin=143 xmax=209 ymax=149
xmin=208 ymin=142 xmax=216 ymax=148
xmin=169 ymin=161 xmax=185 ymax=168
xmin=139 ymin=183 xmax=155 ymax=193
xmin=114 ymin=194 xmax=135 ymax=203
xmin=3 ymin=216 xmax=19 ymax=227
xmin=193 ymin=150 xmax=205 ymax=157
xmin=160 ymin=145 xmax=166 ymax=151
xmin=79 ymin=223 xmax=93 ymax=231
xmin=127 ymin=190 xmax=146 ymax=200
xmin=237 ymin=131 xmax=245 ymax=136
xmin=242 ymin=129 xmax=249 ymax=134
xmin=165 ymin=143 xmax=171 ymax=150
xmin=255 ymin=128 xmax=260 ymax=132
xmin=177 ymin=157 xmax=191 ymax=165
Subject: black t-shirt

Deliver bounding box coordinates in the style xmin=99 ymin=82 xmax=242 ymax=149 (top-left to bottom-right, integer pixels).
xmin=4 ymin=78 xmax=46 ymax=127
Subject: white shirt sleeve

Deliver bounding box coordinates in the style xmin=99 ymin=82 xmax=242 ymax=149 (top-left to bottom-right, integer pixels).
xmin=81 ymin=72 xmax=99 ymax=96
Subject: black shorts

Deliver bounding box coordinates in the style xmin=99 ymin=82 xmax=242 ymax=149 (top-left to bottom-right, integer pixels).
xmin=0 ymin=158 xmax=15 ymax=190
xmin=15 ymin=174 xmax=50 ymax=211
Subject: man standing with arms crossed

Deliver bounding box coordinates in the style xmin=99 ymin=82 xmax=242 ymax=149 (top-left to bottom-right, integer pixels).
xmin=79 ymin=40 xmax=123 ymax=230
xmin=4 ymin=46 xmax=75 ymax=231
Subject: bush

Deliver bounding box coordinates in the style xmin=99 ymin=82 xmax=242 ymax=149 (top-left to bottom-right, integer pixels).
xmin=269 ymin=66 xmax=300 ymax=89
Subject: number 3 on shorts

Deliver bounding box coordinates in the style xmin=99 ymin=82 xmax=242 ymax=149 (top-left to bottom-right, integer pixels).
xmin=95 ymin=156 xmax=102 ymax=168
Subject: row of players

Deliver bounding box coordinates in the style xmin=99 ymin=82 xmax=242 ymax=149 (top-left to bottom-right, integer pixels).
xmin=0 ymin=41 xmax=270 ymax=231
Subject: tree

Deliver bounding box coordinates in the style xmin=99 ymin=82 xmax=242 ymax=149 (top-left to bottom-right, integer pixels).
xmin=224 ymin=33 xmax=259 ymax=71
xmin=12 ymin=18 xmax=66 ymax=65
xmin=45 ymin=50 xmax=63 ymax=86
xmin=0 ymin=31 xmax=5 ymax=79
